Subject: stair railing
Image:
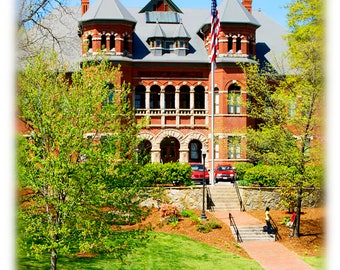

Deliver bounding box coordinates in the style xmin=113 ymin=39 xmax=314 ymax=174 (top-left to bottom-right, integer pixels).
xmin=233 ymin=181 xmax=245 ymax=212
xmin=206 ymin=187 xmax=215 ymax=211
xmin=269 ymin=216 xmax=281 ymax=240
xmin=229 ymin=213 xmax=243 ymax=243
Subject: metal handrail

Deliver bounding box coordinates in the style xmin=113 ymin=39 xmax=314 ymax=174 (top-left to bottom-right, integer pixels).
xmin=269 ymin=216 xmax=281 ymax=240
xmin=233 ymin=180 xmax=245 ymax=212
xmin=229 ymin=213 xmax=243 ymax=243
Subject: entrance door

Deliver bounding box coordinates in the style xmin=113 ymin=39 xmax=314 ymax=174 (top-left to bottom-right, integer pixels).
xmin=160 ymin=137 xmax=179 ymax=163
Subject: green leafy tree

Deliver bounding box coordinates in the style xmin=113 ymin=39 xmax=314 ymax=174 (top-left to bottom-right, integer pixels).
xmin=17 ymin=52 xmax=150 ymax=270
xmin=242 ymin=0 xmax=324 ymax=237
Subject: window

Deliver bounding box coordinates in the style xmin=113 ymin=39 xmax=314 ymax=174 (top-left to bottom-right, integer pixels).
xmin=110 ymin=35 xmax=115 ymax=51
xmin=228 ymin=83 xmax=241 ymax=114
xmin=101 ymin=34 xmax=106 ymax=51
xmin=150 ymin=85 xmax=160 ymax=109
xmin=214 ymin=89 xmax=219 ymax=114
xmin=164 ymin=85 xmax=175 ymax=109
xmin=87 ymin=35 xmax=93 ymax=52
xmin=304 ymin=137 xmax=311 ymax=158
xmin=288 ymin=100 xmax=297 ymax=117
xmin=228 ymin=36 xmax=233 ymax=52
xmin=156 ymin=40 xmax=162 ymax=47
xmin=228 ymin=136 xmax=241 ymax=159
xmin=180 ymin=85 xmax=190 ymax=109
xmin=135 ymin=85 xmax=146 ymax=109
xmin=194 ymin=86 xmax=205 ymax=109
xmin=102 ymin=83 xmax=114 ymax=105
xmin=123 ymin=36 xmax=129 ymax=53
xmin=189 ymin=140 xmax=202 ymax=162
xmin=236 ymin=37 xmax=241 ymax=52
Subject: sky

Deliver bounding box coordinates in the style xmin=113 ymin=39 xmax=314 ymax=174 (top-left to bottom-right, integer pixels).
xmin=67 ymin=0 xmax=290 ymax=28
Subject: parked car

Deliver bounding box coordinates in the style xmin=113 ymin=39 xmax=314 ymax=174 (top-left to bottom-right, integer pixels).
xmin=214 ymin=164 xmax=236 ymax=183
xmin=190 ymin=163 xmax=210 ymax=185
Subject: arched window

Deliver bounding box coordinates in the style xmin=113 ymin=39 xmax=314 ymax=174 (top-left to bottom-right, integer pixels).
xmin=194 ymin=86 xmax=205 ymax=109
xmin=101 ymin=34 xmax=106 ymax=51
xmin=236 ymin=37 xmax=241 ymax=52
xmin=135 ymin=85 xmax=146 ymax=109
xmin=228 ymin=36 xmax=233 ymax=52
xmin=150 ymin=85 xmax=160 ymax=109
xmin=164 ymin=85 xmax=175 ymax=109
xmin=124 ymin=36 xmax=129 ymax=54
xmin=228 ymin=83 xmax=241 ymax=114
xmin=180 ymin=85 xmax=190 ymax=109
xmin=189 ymin=140 xmax=202 ymax=162
xmin=87 ymin=35 xmax=93 ymax=52
xmin=214 ymin=87 xmax=219 ymax=114
xmin=110 ymin=35 xmax=115 ymax=51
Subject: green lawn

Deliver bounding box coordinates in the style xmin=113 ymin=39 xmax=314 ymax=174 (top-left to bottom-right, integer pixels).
xmin=301 ymin=256 xmax=325 ymax=270
xmin=18 ymin=232 xmax=264 ymax=270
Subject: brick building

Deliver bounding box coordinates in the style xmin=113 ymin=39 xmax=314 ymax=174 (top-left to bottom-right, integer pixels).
xmin=21 ymin=0 xmax=288 ymax=173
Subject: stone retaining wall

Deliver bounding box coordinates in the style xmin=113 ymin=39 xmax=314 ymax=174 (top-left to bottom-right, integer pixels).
xmin=141 ymin=186 xmax=324 ymax=210
xmin=239 ymin=186 xmax=324 ymax=210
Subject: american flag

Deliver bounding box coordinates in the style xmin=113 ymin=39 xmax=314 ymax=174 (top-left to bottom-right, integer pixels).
xmin=210 ymin=0 xmax=220 ymax=63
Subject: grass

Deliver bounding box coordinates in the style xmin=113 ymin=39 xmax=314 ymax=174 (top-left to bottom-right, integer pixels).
xmin=301 ymin=256 xmax=326 ymax=270
xmin=18 ymin=232 xmax=264 ymax=270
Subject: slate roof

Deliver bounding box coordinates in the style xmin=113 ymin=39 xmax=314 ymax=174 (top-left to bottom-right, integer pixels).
xmin=80 ymin=0 xmax=136 ymax=23
xmin=200 ymin=0 xmax=260 ymax=29
xmin=22 ymin=1 xmax=289 ymax=73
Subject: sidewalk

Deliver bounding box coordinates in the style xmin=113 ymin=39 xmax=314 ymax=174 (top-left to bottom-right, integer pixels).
xmin=210 ymin=211 xmax=314 ymax=270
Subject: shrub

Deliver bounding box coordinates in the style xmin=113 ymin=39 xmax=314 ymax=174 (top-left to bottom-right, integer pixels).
xmin=233 ymin=162 xmax=254 ymax=182
xmin=243 ymin=165 xmax=298 ymax=187
xmin=160 ymin=204 xmax=181 ymax=225
xmin=180 ymin=209 xmax=195 ymax=218
xmin=139 ymin=162 xmax=192 ymax=186
xmin=196 ymin=220 xmax=222 ymax=233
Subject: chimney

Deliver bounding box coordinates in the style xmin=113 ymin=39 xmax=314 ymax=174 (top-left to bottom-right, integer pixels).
xmin=242 ymin=0 xmax=252 ymax=13
xmin=81 ymin=0 xmax=90 ymax=15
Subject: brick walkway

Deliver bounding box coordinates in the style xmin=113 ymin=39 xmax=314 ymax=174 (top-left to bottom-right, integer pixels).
xmin=210 ymin=211 xmax=314 ymax=270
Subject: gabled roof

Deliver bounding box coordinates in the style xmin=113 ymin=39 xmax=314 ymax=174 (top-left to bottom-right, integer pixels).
xmin=173 ymin=23 xmax=190 ymax=39
xmin=149 ymin=22 xmax=166 ymax=39
xmin=140 ymin=0 xmax=182 ymax=14
xmin=80 ymin=0 xmax=136 ymax=23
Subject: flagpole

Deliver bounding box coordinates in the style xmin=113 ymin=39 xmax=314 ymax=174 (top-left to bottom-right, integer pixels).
xmin=210 ymin=61 xmax=215 ymax=186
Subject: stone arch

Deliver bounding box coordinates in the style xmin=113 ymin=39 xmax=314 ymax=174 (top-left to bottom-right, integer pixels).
xmin=184 ymin=132 xmax=208 ymax=148
xmin=138 ymin=132 xmax=155 ymax=148
xmin=154 ymin=129 xmax=186 ymax=148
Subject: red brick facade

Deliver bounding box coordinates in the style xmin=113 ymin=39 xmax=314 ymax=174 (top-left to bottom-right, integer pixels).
xmin=79 ymin=0 xmax=261 ymax=173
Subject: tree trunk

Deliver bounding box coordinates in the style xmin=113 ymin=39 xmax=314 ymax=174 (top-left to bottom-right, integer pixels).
xmin=293 ymin=187 xmax=302 ymax=237
xmin=51 ymin=248 xmax=57 ymax=270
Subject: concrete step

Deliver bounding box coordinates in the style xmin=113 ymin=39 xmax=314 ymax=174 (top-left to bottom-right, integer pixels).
xmin=230 ymin=226 xmax=276 ymax=242
xmin=206 ymin=184 xmax=242 ymax=211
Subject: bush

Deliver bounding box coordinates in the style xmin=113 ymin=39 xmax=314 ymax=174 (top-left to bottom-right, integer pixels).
xmin=196 ymin=220 xmax=222 ymax=233
xmin=234 ymin=162 xmax=254 ymax=182
xmin=180 ymin=209 xmax=195 ymax=218
xmin=243 ymin=165 xmax=298 ymax=187
xmin=160 ymin=204 xmax=181 ymax=225
xmin=140 ymin=162 xmax=192 ymax=186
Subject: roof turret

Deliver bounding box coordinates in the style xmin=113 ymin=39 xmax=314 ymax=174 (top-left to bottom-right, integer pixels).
xmin=80 ymin=0 xmax=136 ymax=24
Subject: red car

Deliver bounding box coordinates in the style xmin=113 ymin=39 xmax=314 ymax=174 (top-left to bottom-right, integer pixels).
xmin=214 ymin=164 xmax=236 ymax=183
xmin=190 ymin=163 xmax=210 ymax=185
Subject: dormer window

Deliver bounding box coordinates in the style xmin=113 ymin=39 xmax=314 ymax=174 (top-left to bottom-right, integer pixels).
xmin=156 ymin=40 xmax=162 ymax=47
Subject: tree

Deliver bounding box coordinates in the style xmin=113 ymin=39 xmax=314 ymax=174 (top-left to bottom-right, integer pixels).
xmin=242 ymin=0 xmax=324 ymax=237
xmin=17 ymin=52 xmax=150 ymax=270
xmin=17 ymin=0 xmax=78 ymax=64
